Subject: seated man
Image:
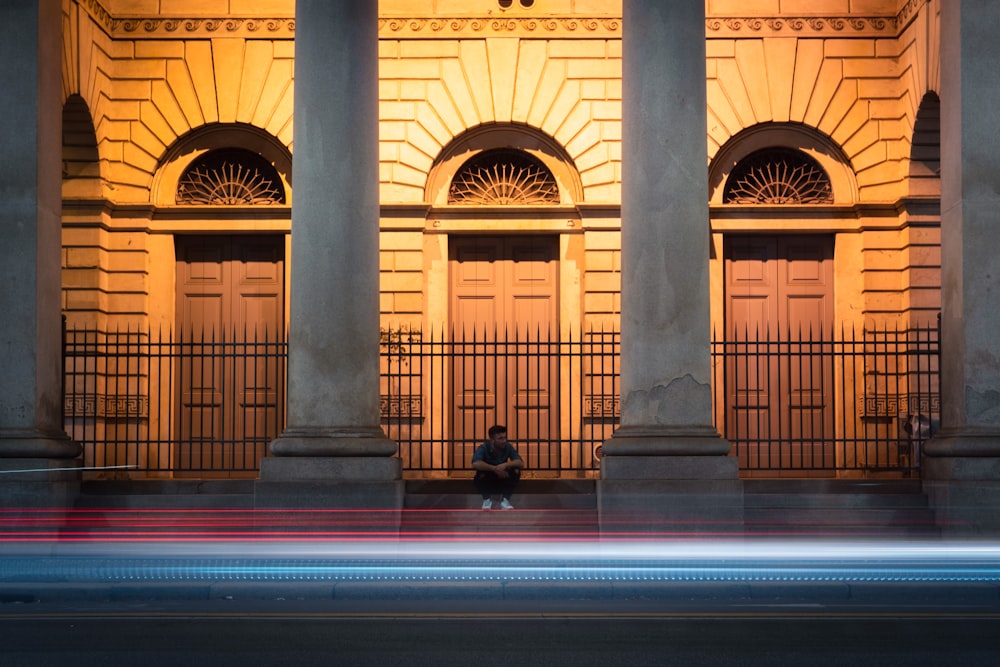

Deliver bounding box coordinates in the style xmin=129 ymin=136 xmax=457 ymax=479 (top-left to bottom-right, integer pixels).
xmin=471 ymin=424 xmax=524 ymax=510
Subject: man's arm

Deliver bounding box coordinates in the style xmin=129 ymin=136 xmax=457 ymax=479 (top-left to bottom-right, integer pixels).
xmin=471 ymin=443 xmax=495 ymax=472
xmin=497 ymin=446 xmax=524 ymax=471
xmin=481 ymin=457 xmax=518 ymax=478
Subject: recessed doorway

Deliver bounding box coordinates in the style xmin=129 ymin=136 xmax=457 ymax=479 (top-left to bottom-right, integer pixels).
xmin=448 ymin=235 xmax=559 ymax=470
xmin=174 ymin=235 xmax=285 ymax=476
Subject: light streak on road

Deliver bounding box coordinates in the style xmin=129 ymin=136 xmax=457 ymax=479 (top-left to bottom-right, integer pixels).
xmin=3 ymin=530 xmax=1000 ymax=584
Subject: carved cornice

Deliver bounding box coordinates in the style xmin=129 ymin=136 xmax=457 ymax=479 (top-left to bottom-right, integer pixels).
xmin=706 ymin=0 xmax=928 ymax=38
xmin=76 ymin=1 xmax=619 ymax=40
xmin=78 ymin=0 xmax=115 ymax=35
xmin=75 ymin=1 xmax=294 ymax=38
xmin=378 ymin=17 xmax=621 ymax=38
xmin=78 ymin=0 xmax=927 ymax=41
xmin=897 ymin=0 xmax=927 ymax=29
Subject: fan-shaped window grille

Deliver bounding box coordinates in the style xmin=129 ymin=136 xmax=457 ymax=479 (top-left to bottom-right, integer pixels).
xmin=176 ymin=148 xmax=285 ymax=205
xmin=448 ymin=149 xmax=560 ymax=205
xmin=723 ymin=148 xmax=833 ymax=204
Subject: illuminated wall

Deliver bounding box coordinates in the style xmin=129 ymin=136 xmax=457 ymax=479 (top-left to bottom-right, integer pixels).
xmin=59 ymin=0 xmax=939 ymax=338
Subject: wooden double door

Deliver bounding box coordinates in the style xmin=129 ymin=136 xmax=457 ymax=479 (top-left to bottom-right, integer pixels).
xmin=449 ymin=236 xmax=559 ymax=470
xmin=725 ymin=235 xmax=835 ymax=475
xmin=174 ymin=235 xmax=285 ymax=474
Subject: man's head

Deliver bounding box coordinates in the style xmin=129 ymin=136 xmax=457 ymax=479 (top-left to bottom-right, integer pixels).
xmin=488 ymin=424 xmax=507 ymax=448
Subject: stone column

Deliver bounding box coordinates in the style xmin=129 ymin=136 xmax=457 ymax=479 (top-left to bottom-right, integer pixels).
xmin=598 ymin=0 xmax=740 ymax=532
xmin=0 ymin=0 xmax=80 ymax=506
xmin=256 ymin=0 xmax=401 ymax=509
xmin=923 ymin=0 xmax=1000 ymax=536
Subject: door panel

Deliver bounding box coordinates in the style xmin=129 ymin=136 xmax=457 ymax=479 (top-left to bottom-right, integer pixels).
xmin=176 ymin=235 xmax=285 ymax=475
xmin=450 ymin=236 xmax=558 ymax=471
xmin=725 ymin=235 xmax=834 ymax=476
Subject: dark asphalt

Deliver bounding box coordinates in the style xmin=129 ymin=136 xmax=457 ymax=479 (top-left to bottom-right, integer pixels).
xmin=2 ymin=596 xmax=1000 ymax=666
xmin=3 ymin=537 xmax=1000 ymax=664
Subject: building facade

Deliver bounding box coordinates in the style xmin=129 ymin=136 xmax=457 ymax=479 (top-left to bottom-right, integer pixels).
xmin=3 ymin=0 xmax=999 ymax=532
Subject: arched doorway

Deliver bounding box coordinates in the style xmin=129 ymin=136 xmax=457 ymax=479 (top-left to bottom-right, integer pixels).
xmin=710 ymin=125 xmax=856 ymax=477
xmin=419 ymin=125 xmax=587 ymax=475
xmin=157 ymin=127 xmax=292 ymax=476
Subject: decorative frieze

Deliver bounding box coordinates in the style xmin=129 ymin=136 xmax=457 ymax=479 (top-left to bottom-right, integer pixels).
xmin=707 ymin=16 xmax=894 ymax=37
xmin=78 ymin=0 xmax=115 ymax=34
xmin=380 ymin=395 xmax=423 ymax=419
xmin=860 ymin=393 xmax=940 ymax=419
xmin=584 ymin=396 xmax=620 ymax=419
xmin=379 ymin=17 xmax=621 ymax=38
xmin=76 ymin=1 xmax=293 ymax=38
xmin=77 ymin=0 xmax=928 ymax=40
xmin=77 ymin=2 xmax=621 ymax=40
xmin=706 ymin=0 xmax=928 ymax=38
xmin=115 ymin=18 xmax=295 ymax=38
xmin=65 ymin=394 xmax=149 ymax=419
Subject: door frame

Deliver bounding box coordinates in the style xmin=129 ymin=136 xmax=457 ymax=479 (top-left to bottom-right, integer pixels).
xmin=173 ymin=233 xmax=287 ymax=477
xmin=723 ymin=233 xmax=836 ymax=478
xmin=446 ymin=234 xmax=560 ymax=472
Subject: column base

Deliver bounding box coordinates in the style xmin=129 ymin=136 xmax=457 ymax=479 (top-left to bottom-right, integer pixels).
xmin=258 ymin=455 xmax=401 ymax=482
xmin=598 ymin=479 xmax=744 ymax=535
xmin=269 ymin=427 xmax=398 ymax=457
xmin=921 ymin=432 xmax=1000 ymax=537
xmin=0 ymin=429 xmax=80 ymax=459
xmin=601 ymin=455 xmax=739 ymax=480
xmin=601 ymin=426 xmax=732 ymax=458
xmin=922 ymin=430 xmax=1000 ymax=459
xmin=255 ymin=456 xmax=403 ymax=512
xmin=597 ymin=427 xmax=742 ymax=533
xmin=923 ymin=473 xmax=1000 ymax=538
xmin=0 ymin=458 xmax=81 ymax=507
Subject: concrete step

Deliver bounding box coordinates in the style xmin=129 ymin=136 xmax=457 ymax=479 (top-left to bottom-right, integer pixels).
xmin=744 ymin=479 xmax=925 ymax=495
xmin=745 ymin=492 xmax=929 ymax=510
xmin=405 ymin=478 xmax=596 ymax=494
xmin=404 ymin=493 xmax=596 ymax=511
xmin=74 ymin=493 xmax=255 ymax=509
xmin=744 ymin=507 xmax=937 ymax=527
xmin=743 ymin=479 xmax=938 ymax=538
xmin=68 ymin=478 xmax=942 ymax=538
xmin=400 ymin=509 xmax=599 ymax=535
xmin=76 ymin=480 xmax=255 ymax=509
xmin=401 ymin=478 xmax=599 ymax=534
xmin=404 ymin=478 xmax=597 ymax=510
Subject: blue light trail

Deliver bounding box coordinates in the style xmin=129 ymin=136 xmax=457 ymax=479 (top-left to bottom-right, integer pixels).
xmin=4 ymin=540 xmax=1000 ymax=585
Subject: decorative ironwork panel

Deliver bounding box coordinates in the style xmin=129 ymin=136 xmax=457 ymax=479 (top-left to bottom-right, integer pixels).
xmin=723 ymin=148 xmax=833 ymax=204
xmin=860 ymin=393 xmax=941 ymax=418
xmin=380 ymin=394 xmax=424 ymax=418
xmin=448 ymin=149 xmax=560 ymax=205
xmin=583 ymin=396 xmax=620 ymax=418
xmin=177 ymin=148 xmax=286 ymax=205
xmin=65 ymin=393 xmax=149 ymax=419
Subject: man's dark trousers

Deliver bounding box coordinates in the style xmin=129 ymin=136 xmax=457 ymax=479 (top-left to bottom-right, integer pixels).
xmin=474 ymin=469 xmax=520 ymax=500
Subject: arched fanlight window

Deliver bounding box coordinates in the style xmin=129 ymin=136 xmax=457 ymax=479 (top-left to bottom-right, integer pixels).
xmin=723 ymin=147 xmax=833 ymax=204
xmin=448 ymin=148 xmax=560 ymax=205
xmin=176 ymin=148 xmax=286 ymax=205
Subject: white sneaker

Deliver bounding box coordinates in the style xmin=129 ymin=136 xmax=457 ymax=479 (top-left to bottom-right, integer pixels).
xmin=481 ymin=498 xmax=493 ymax=510
xmin=500 ymin=499 xmax=514 ymax=510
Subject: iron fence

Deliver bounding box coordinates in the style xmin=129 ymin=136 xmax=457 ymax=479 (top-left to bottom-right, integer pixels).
xmin=712 ymin=324 xmax=938 ymax=476
xmin=63 ymin=327 xmax=286 ymax=476
xmin=64 ymin=324 xmax=938 ymax=476
xmin=381 ymin=327 xmax=618 ymax=474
